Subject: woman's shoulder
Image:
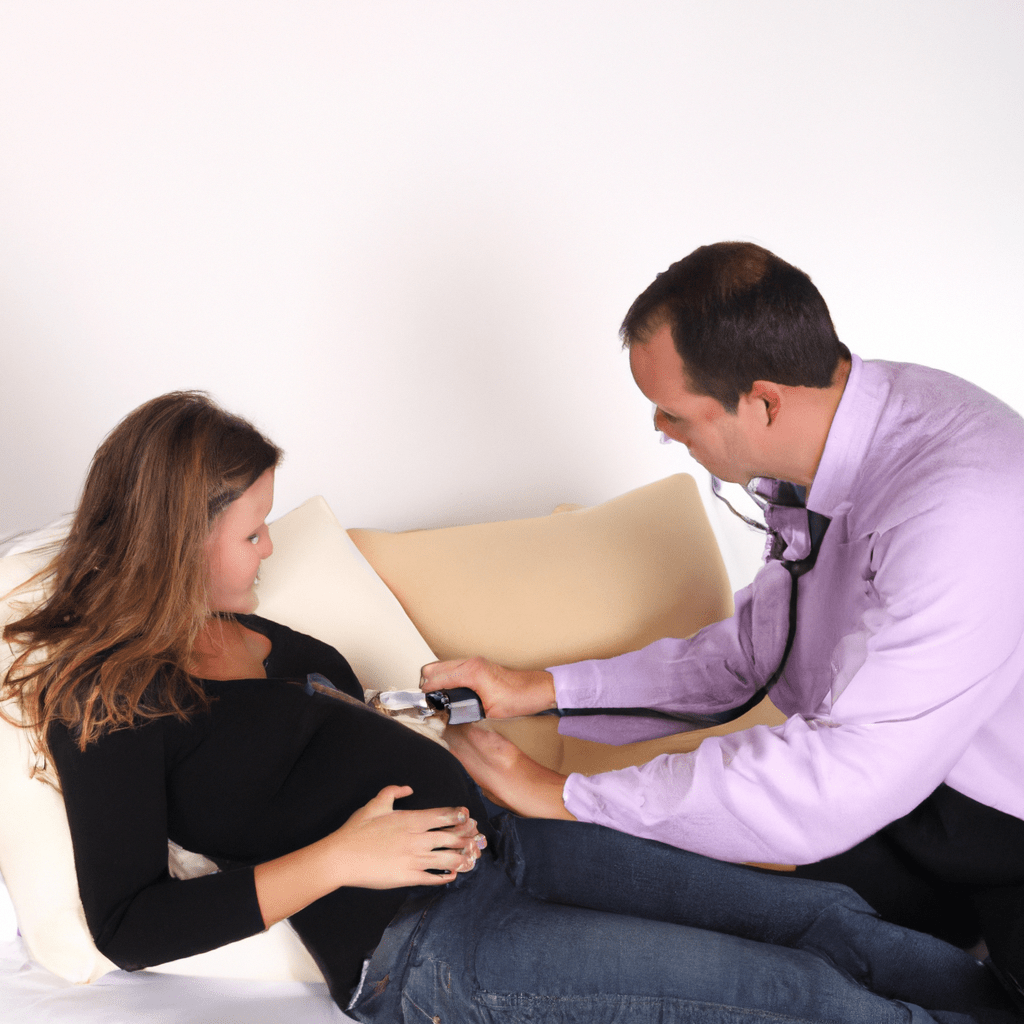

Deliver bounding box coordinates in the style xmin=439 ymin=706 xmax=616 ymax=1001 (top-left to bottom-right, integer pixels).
xmin=234 ymin=613 xmax=328 ymax=658
xmin=235 ymin=613 xmax=300 ymax=643
xmin=236 ymin=614 xmax=363 ymax=699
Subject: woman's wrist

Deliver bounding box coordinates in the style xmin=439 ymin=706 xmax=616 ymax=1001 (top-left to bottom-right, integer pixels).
xmin=254 ymin=836 xmax=341 ymax=928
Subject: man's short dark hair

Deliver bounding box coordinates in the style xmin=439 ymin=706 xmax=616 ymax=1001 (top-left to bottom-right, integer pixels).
xmin=621 ymin=242 xmax=851 ymax=411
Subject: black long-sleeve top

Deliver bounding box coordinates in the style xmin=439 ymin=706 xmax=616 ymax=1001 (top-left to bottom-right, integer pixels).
xmin=48 ymin=615 xmax=486 ymax=997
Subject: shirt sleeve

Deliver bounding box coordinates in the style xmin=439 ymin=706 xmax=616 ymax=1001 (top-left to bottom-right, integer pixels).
xmin=560 ymin=498 xmax=1024 ymax=865
xmin=49 ymin=719 xmax=267 ymax=971
xmin=550 ymin=557 xmax=793 ymax=744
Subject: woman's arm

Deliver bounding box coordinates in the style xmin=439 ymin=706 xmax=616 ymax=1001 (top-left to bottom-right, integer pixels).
xmin=50 ymin=719 xmax=269 ymax=968
xmin=254 ymin=784 xmax=483 ymax=927
xmin=51 ymin=718 xmax=484 ymax=966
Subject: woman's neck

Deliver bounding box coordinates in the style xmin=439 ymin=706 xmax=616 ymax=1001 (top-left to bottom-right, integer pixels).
xmin=191 ymin=616 xmax=271 ymax=680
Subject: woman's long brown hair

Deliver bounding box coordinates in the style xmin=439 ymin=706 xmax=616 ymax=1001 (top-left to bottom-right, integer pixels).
xmin=1 ymin=392 xmax=282 ymax=769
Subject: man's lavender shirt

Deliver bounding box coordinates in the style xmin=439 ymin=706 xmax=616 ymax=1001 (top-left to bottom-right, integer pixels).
xmin=553 ymin=356 xmax=1024 ymax=865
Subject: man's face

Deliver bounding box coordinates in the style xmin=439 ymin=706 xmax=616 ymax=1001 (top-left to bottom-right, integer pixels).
xmin=629 ymin=323 xmax=760 ymax=485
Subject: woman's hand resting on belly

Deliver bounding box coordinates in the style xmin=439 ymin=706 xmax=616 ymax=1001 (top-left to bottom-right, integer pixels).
xmin=254 ymin=785 xmax=486 ymax=927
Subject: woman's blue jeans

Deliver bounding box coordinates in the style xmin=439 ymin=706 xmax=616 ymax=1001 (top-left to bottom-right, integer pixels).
xmin=348 ymin=815 xmax=1020 ymax=1023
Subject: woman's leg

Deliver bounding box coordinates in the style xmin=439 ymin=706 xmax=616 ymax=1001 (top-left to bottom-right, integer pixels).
xmin=793 ymin=784 xmax=1024 ymax=1008
xmin=493 ymin=814 xmax=1012 ymax=1016
xmin=793 ymin=829 xmax=980 ymax=941
xmin=350 ymin=853 xmax=1015 ymax=1024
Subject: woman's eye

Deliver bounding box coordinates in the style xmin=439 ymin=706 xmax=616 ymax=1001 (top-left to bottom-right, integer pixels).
xmin=248 ymin=534 xmax=260 ymax=544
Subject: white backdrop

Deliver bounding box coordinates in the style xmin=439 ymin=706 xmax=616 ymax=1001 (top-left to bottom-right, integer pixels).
xmin=1 ymin=1 xmax=1021 ymax=591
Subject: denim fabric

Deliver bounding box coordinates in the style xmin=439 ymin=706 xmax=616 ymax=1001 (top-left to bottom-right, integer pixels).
xmin=348 ymin=816 xmax=1022 ymax=1023
xmin=498 ymin=815 xmax=1017 ymax=1016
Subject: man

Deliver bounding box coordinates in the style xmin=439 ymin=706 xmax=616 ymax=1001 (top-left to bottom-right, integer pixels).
xmin=421 ymin=242 xmax=1024 ymax=993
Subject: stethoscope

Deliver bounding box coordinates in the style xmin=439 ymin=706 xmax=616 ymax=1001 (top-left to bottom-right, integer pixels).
xmin=553 ymin=474 xmax=830 ymax=729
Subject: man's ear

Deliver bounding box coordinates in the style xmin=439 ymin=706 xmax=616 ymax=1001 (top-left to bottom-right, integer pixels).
xmin=745 ymin=381 xmax=781 ymax=426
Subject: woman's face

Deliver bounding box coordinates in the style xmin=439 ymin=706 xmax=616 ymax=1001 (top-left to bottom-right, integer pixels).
xmin=205 ymin=468 xmax=275 ymax=615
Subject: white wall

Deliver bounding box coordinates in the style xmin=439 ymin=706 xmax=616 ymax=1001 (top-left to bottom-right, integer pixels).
xmin=1 ymin=1 xmax=1021 ymax=591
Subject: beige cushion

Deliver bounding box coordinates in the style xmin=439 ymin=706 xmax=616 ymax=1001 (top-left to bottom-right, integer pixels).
xmin=349 ymin=472 xmax=733 ymax=669
xmin=349 ymin=472 xmax=780 ymax=775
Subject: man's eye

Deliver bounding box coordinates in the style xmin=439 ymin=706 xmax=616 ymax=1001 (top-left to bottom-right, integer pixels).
xmin=248 ymin=534 xmax=260 ymax=544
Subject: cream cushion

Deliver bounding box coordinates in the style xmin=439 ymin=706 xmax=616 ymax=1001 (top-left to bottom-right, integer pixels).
xmin=0 ymin=496 xmax=433 ymax=985
xmin=0 ymin=549 xmax=119 ymax=984
xmin=256 ymin=495 xmax=437 ymax=692
xmin=0 ymin=474 xmax=762 ymax=986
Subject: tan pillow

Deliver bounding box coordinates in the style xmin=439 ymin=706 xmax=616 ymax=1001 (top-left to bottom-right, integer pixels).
xmin=349 ymin=473 xmax=782 ymax=776
xmin=349 ymin=472 xmax=733 ymax=669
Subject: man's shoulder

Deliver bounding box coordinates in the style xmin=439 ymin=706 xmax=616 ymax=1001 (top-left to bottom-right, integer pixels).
xmin=845 ymin=359 xmax=1024 ymax=534
xmin=867 ymin=358 xmax=1013 ymax=411
xmin=862 ymin=358 xmax=1024 ymax=461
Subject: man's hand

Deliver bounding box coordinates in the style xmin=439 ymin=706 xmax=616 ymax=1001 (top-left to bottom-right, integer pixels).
xmin=446 ymin=724 xmax=575 ymax=821
xmin=420 ymin=657 xmax=556 ymax=720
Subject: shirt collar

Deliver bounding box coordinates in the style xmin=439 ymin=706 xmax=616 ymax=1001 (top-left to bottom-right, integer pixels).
xmin=805 ymin=354 xmax=882 ymax=518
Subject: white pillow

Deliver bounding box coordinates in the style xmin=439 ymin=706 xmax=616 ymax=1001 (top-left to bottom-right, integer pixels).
xmin=0 ymin=496 xmax=436 ymax=984
xmin=255 ymin=495 xmax=437 ymax=691
xmin=0 ymin=546 xmax=118 ymax=984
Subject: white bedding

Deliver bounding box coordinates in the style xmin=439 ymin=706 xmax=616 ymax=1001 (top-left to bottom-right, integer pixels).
xmin=0 ymin=878 xmax=354 ymax=1023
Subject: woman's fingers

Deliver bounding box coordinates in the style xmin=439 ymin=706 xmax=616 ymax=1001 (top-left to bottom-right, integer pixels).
xmin=362 ymin=784 xmax=414 ymax=815
xmin=334 ymin=788 xmax=486 ymax=887
xmin=362 ymin=788 xmax=474 ymax=831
